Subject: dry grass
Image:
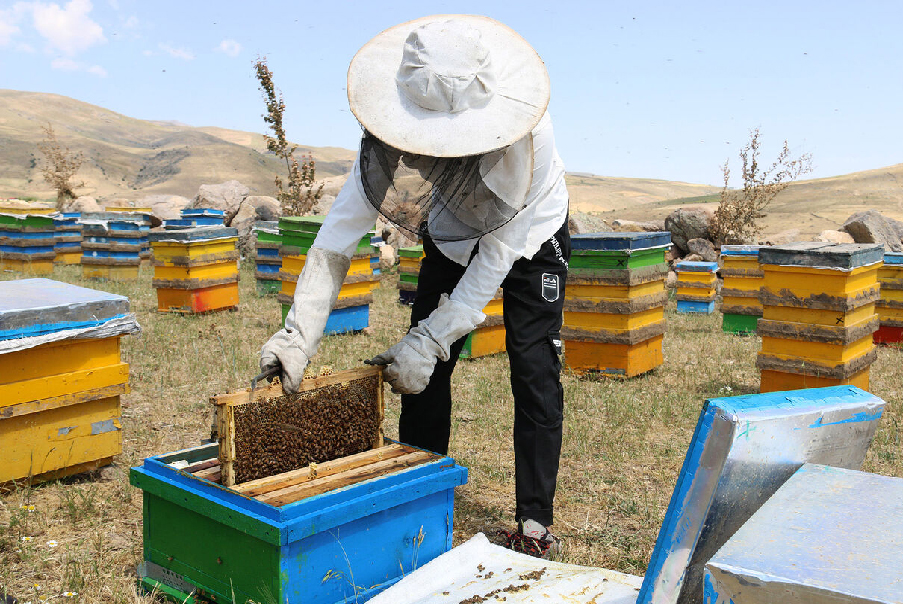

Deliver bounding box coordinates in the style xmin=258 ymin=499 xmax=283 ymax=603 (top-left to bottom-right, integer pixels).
xmin=0 ymin=263 xmax=901 ymax=601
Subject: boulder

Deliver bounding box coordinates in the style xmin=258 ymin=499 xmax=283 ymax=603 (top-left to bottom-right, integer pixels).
xmin=385 ymin=225 xmax=418 ymax=250
xmin=138 ymin=194 xmax=191 ymax=221
xmin=816 ymin=229 xmax=855 ymax=244
xmin=684 ymin=253 xmax=704 ymax=262
xmin=666 ymin=270 xmax=678 ymax=288
xmin=379 ymin=244 xmax=397 ymax=269
xmin=840 ymin=210 xmax=903 ymax=252
xmin=765 ymin=228 xmax=801 ymax=246
xmin=190 ymin=180 xmax=249 ymax=223
xmin=568 ymin=214 xmax=589 ymax=235
xmin=61 ymin=196 xmax=102 ymax=213
xmin=230 ymin=197 xmax=281 ymax=252
xmin=664 ymin=208 xmax=713 ymax=253
xmin=314 ymin=194 xmax=336 ymax=215
xmin=612 ymin=219 xmax=666 ymax=232
xmin=687 ymin=238 xmax=718 ymax=262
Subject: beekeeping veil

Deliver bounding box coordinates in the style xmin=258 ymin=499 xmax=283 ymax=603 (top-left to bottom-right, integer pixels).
xmin=347 ymin=15 xmax=550 ymax=241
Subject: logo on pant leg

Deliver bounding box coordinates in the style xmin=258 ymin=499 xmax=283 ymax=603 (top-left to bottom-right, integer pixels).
xmin=541 ymin=273 xmax=560 ymax=302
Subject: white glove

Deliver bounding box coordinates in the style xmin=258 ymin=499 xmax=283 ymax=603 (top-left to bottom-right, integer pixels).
xmin=368 ymin=294 xmax=485 ymax=394
xmin=260 ymin=247 xmax=350 ymax=394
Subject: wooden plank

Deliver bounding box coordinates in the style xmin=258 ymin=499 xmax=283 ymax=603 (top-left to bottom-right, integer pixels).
xmin=257 ymin=450 xmax=437 ymax=507
xmin=182 ymin=458 xmax=219 ymax=473
xmin=218 ymin=402 xmax=235 ymax=487
xmin=233 ymin=443 xmax=410 ymax=496
xmin=193 ymin=467 xmax=221 ymax=483
xmin=211 ymin=365 xmax=382 ymax=408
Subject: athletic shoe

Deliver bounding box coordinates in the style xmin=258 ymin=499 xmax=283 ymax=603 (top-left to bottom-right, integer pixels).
xmin=498 ymin=518 xmax=561 ymax=560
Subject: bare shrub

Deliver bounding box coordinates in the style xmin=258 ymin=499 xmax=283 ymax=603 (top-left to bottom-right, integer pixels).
xmin=254 ymin=57 xmax=324 ymax=217
xmin=37 ymin=123 xmax=84 ymax=208
xmin=712 ymin=129 xmax=812 ymax=244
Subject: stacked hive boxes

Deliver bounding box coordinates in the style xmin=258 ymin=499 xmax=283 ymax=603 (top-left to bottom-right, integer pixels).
xmin=0 ymin=212 xmax=56 ymax=274
xmin=278 ymin=216 xmax=378 ymax=333
xmin=164 ymin=208 xmax=225 ymax=229
xmin=397 ymin=244 xmax=425 ymax=305
xmin=370 ymin=231 xmax=383 ymax=277
xmin=675 ymin=261 xmax=719 ymax=313
xmin=149 ymin=226 xmax=240 ymax=313
xmin=875 ymin=251 xmax=903 ymax=344
xmin=107 ymin=207 xmax=153 ymax=264
xmin=0 ymin=279 xmax=137 ymax=485
xmin=756 ymin=242 xmax=883 ymax=393
xmin=254 ymin=221 xmax=281 ymax=295
xmin=53 ymin=212 xmax=83 ymax=264
xmin=562 ymin=232 xmax=670 ymax=377
xmin=82 ymin=212 xmax=151 ymax=280
xmin=459 ymin=290 xmax=506 ymax=358
xmin=719 ymin=245 xmax=764 ymax=334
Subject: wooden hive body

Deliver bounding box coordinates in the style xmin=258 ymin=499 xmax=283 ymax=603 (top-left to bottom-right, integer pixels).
xmin=131 ymin=364 xmax=468 ymax=603
xmin=720 ymin=245 xmax=764 ymax=333
xmin=80 ymin=213 xmax=151 ymax=280
xmin=563 ymin=232 xmax=670 ymax=376
xmin=459 ymin=291 xmax=506 ymax=359
xmin=0 ymin=278 xmax=133 ymax=485
xmin=0 ymin=214 xmax=57 ymax=274
xmin=254 ymin=221 xmax=282 ymax=295
xmin=756 ymin=243 xmax=882 ymax=393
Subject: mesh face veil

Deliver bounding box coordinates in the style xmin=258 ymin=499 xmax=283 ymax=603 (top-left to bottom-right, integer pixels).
xmin=359 ymin=131 xmax=534 ymax=242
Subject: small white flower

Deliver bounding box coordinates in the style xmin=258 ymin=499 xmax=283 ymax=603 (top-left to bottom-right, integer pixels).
xmin=46 ymin=540 xmax=59 ymax=548
xmin=62 ymin=592 xmax=78 ymax=598
xmin=21 ymin=536 xmax=34 ymax=542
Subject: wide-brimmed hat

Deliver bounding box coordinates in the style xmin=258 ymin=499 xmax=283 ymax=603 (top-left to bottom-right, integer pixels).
xmin=347 ymin=14 xmax=550 ymax=158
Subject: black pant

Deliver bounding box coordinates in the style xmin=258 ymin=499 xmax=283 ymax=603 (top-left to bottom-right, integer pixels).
xmin=399 ymin=219 xmax=570 ymax=526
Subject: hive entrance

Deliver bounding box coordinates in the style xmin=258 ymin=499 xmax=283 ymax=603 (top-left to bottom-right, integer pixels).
xmin=213 ymin=366 xmax=384 ymax=487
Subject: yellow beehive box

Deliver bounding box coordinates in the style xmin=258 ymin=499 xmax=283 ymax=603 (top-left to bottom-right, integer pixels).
xmin=151 ymin=238 xmax=239 ymax=265
xmin=0 ymin=257 xmax=54 ymax=274
xmin=153 ymin=260 xmax=239 ymax=283
xmin=0 ymin=279 xmax=136 ymax=485
xmin=81 ymin=263 xmax=140 ymax=280
xmin=759 ymin=368 xmax=870 ymax=393
xmin=563 ymin=306 xmax=665 ymax=335
xmin=564 ymin=335 xmax=664 ymax=377
xmin=566 ymin=279 xmax=665 ymax=303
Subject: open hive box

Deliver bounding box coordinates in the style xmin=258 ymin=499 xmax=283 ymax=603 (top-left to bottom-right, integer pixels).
xmin=131 ymin=365 xmax=468 ymax=604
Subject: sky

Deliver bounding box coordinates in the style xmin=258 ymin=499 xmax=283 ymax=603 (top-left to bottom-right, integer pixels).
xmin=1 ymin=0 xmax=902 ymax=186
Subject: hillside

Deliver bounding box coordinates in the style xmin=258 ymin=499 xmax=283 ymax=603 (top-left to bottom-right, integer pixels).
xmin=1 ymin=90 xmax=901 ymax=239
xmin=0 ymin=89 xmax=355 ymax=201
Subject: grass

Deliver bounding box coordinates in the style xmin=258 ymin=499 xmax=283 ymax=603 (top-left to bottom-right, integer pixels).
xmin=0 ymin=261 xmax=901 ymax=602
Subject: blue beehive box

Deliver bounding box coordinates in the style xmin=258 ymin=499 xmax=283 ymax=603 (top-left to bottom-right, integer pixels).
xmin=571 ymin=231 xmax=672 ymax=251
xmin=131 ymin=440 xmax=468 ymax=604
xmin=638 ymin=386 xmax=885 ymax=604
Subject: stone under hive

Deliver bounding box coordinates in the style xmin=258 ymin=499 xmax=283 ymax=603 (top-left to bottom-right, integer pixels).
xmin=397 ymin=244 xmax=425 ymax=305
xmin=129 ymin=364 xmax=468 ymax=603
xmin=277 ymin=216 xmax=378 ymax=334
xmin=562 ymin=232 xmax=670 ymax=376
xmin=0 ymin=278 xmax=138 ymax=485
xmin=0 ymin=212 xmax=57 ymax=274
xmin=719 ymin=244 xmax=763 ymax=334
xmin=253 ymin=220 xmax=281 ymax=295
xmin=53 ymin=212 xmax=83 ymax=265
xmin=756 ymin=242 xmax=882 ymax=393
xmin=875 ymin=251 xmax=903 ymax=344
xmin=149 ymin=226 xmax=240 ymax=313
xmin=81 ymin=211 xmax=152 ymax=280
xmin=674 ymin=260 xmax=718 ymax=314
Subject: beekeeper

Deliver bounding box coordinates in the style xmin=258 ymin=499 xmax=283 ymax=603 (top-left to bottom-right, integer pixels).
xmin=260 ymin=14 xmax=570 ymax=559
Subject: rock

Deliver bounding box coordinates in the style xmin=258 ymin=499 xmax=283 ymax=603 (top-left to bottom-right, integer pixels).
xmin=61 ymin=196 xmax=102 ymax=213
xmin=568 ymin=214 xmax=589 ymax=235
xmin=380 ymin=244 xmax=396 ymax=269
xmin=664 ymin=208 xmax=713 ymax=253
xmin=191 ymin=180 xmax=249 ymax=223
xmin=684 ymin=253 xmax=704 ymax=262
xmin=138 ymin=194 xmax=191 ymax=221
xmin=816 ymin=229 xmax=855 ymax=244
xmin=2 ymin=198 xmax=54 ymax=210
xmin=687 ymin=238 xmax=718 ymax=262
xmin=666 ymin=270 xmax=678 ymax=288
xmin=314 ymin=194 xmax=336 ymax=215
xmin=765 ymin=228 xmax=801 ymax=246
xmin=666 ymin=247 xmax=681 ymax=263
xmin=840 ymin=210 xmax=903 ymax=252
xmin=385 ymin=225 xmax=418 ymax=250
xmin=612 ymin=219 xmax=666 ymax=232
xmin=231 ymin=197 xmax=281 ymax=252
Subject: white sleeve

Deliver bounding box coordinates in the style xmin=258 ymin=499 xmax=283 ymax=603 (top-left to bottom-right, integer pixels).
xmin=312 ymin=152 xmax=379 ymax=258
xmin=448 ymin=198 xmax=539 ymax=312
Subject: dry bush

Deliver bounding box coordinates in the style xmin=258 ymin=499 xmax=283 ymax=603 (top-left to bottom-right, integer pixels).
xmin=37 ymin=123 xmax=84 ymax=209
xmin=255 ymin=57 xmax=324 ymax=216
xmin=712 ymin=129 xmax=813 ymax=244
